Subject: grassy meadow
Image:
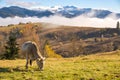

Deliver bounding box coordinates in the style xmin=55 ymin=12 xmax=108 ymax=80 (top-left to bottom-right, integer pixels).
xmin=0 ymin=51 xmax=120 ymax=80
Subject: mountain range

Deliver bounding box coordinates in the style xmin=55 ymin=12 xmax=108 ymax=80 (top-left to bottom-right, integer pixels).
xmin=0 ymin=6 xmax=120 ymax=19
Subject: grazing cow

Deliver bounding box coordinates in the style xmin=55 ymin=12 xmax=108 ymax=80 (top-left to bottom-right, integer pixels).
xmin=21 ymin=41 xmax=45 ymax=70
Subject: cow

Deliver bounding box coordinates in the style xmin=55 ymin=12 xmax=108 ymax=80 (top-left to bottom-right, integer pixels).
xmin=21 ymin=41 xmax=45 ymax=71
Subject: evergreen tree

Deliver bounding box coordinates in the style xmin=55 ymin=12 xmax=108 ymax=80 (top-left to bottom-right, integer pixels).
xmin=116 ymin=21 xmax=120 ymax=29
xmin=4 ymin=31 xmax=19 ymax=59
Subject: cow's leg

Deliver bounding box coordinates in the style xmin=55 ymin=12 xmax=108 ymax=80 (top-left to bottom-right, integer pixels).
xmin=25 ymin=53 xmax=29 ymax=69
xmin=30 ymin=59 xmax=32 ymax=66
xmin=25 ymin=59 xmax=28 ymax=69
xmin=26 ymin=59 xmax=29 ymax=69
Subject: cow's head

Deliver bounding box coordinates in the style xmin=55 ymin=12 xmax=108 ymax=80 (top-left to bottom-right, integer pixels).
xmin=36 ymin=57 xmax=45 ymax=70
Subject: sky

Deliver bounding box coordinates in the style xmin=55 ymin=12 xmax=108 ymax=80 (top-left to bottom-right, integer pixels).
xmin=0 ymin=0 xmax=120 ymax=13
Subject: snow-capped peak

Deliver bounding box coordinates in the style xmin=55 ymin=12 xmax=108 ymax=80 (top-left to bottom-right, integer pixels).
xmin=31 ymin=6 xmax=62 ymax=11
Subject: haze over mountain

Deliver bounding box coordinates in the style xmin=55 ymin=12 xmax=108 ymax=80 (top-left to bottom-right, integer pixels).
xmin=0 ymin=6 xmax=120 ymax=27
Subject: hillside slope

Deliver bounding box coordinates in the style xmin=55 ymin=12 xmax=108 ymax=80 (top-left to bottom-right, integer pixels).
xmin=0 ymin=22 xmax=120 ymax=57
xmin=39 ymin=25 xmax=120 ymax=57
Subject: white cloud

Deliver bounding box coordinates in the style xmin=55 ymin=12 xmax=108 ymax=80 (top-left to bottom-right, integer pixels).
xmin=0 ymin=16 xmax=119 ymax=28
xmin=0 ymin=16 xmax=40 ymax=26
xmin=39 ymin=15 xmax=119 ymax=28
xmin=5 ymin=0 xmax=39 ymax=8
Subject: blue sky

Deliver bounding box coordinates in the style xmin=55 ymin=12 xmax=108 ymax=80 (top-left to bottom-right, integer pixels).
xmin=0 ymin=0 xmax=120 ymax=13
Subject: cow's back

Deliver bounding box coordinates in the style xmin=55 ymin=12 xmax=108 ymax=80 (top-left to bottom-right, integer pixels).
xmin=21 ymin=41 xmax=40 ymax=60
xmin=21 ymin=41 xmax=32 ymax=53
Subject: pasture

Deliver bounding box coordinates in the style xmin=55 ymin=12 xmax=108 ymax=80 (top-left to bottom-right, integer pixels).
xmin=0 ymin=51 xmax=120 ymax=80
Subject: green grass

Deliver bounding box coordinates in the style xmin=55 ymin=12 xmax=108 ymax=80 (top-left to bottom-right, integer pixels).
xmin=0 ymin=51 xmax=120 ymax=80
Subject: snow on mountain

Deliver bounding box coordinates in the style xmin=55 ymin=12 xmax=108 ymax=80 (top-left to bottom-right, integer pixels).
xmin=32 ymin=5 xmax=120 ymax=19
xmin=0 ymin=5 xmax=119 ymax=19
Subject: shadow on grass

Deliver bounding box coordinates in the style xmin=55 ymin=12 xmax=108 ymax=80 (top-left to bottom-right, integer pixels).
xmin=0 ymin=67 xmax=10 ymax=72
xmin=0 ymin=67 xmax=40 ymax=73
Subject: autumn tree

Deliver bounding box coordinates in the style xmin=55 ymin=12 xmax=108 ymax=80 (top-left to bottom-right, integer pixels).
xmin=45 ymin=40 xmax=61 ymax=58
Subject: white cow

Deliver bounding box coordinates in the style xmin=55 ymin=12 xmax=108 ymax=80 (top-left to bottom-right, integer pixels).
xmin=21 ymin=41 xmax=45 ymax=70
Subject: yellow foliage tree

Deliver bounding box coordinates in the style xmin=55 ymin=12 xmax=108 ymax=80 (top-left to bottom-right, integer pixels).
xmin=45 ymin=44 xmax=62 ymax=58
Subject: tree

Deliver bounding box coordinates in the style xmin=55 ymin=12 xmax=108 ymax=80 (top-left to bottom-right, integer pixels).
xmin=45 ymin=41 xmax=61 ymax=58
xmin=3 ymin=31 xmax=19 ymax=59
xmin=116 ymin=21 xmax=120 ymax=29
